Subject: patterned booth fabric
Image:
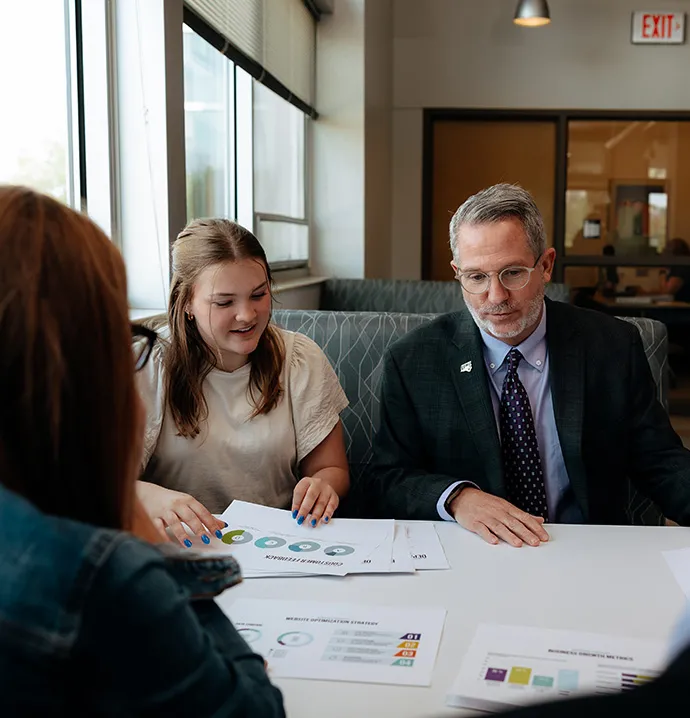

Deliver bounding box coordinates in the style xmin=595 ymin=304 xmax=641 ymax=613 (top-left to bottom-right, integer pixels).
xmin=319 ymin=278 xmax=570 ymax=313
xmin=273 ymin=310 xmax=668 ymax=525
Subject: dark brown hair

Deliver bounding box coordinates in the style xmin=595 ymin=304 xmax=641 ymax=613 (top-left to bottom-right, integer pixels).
xmin=0 ymin=186 xmax=139 ymax=529
xmin=166 ymin=218 xmax=285 ymax=438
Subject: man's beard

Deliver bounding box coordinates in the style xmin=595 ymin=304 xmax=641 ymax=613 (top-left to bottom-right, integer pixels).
xmin=466 ymin=289 xmax=544 ymax=339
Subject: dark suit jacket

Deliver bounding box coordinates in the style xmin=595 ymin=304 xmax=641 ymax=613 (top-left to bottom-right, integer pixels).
xmin=430 ymin=644 xmax=690 ymax=718
xmin=364 ymin=299 xmax=690 ymax=524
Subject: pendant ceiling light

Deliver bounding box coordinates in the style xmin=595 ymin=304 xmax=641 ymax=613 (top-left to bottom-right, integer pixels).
xmin=513 ymin=0 xmax=551 ymax=27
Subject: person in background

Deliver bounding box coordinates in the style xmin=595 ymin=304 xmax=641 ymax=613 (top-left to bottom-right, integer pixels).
xmin=660 ymin=237 xmax=690 ymax=302
xmin=598 ymin=243 xmax=619 ymax=297
xmin=137 ymin=218 xmax=350 ymax=546
xmin=0 ymin=185 xmax=285 ymax=716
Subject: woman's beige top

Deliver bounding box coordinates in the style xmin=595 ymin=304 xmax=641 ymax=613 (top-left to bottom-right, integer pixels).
xmin=137 ymin=328 xmax=349 ymax=513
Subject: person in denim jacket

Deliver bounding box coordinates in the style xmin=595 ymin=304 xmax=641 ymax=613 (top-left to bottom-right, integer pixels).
xmin=0 ymin=185 xmax=285 ymax=717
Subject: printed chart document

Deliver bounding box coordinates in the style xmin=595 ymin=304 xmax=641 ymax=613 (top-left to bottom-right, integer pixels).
xmin=446 ymin=624 xmax=667 ymax=713
xmin=226 ymin=598 xmax=446 ymax=686
xmin=220 ymin=501 xmax=394 ymax=577
xmin=663 ymin=546 xmax=690 ymax=598
xmin=184 ymin=502 xmax=449 ymax=577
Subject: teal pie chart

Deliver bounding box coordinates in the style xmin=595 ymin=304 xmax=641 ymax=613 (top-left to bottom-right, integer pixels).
xmin=254 ymin=536 xmax=287 ymax=549
xmin=324 ymin=545 xmax=355 ymax=556
xmin=288 ymin=541 xmax=321 ymax=552
xmin=277 ymin=631 xmax=314 ymax=647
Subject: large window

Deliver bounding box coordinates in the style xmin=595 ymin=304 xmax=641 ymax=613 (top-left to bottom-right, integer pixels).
xmin=253 ymin=82 xmax=308 ymax=267
xmin=182 ymin=25 xmax=310 ymax=269
xmin=183 ymin=24 xmax=235 ymax=221
xmin=0 ymin=0 xmax=78 ymax=206
xmin=2 ymin=4 xmax=315 ymax=316
xmin=253 ymin=83 xmax=305 ymax=218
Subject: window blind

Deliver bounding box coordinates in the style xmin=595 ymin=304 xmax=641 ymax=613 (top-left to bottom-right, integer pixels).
xmin=185 ymin=0 xmax=315 ymax=108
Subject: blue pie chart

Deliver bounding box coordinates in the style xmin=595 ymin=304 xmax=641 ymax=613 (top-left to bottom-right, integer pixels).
xmin=255 ymin=536 xmax=287 ymax=549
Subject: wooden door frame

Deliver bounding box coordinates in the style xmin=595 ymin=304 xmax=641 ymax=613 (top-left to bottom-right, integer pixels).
xmin=421 ymin=108 xmax=690 ymax=282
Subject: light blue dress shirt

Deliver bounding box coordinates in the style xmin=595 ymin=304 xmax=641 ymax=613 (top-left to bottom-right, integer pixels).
xmin=438 ymin=304 xmax=583 ymax=523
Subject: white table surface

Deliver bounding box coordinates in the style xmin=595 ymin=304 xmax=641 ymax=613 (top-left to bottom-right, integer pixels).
xmin=216 ymin=523 xmax=690 ymax=718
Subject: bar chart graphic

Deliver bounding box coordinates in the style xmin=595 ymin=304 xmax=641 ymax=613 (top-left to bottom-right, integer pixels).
xmin=595 ymin=666 xmax=658 ymax=694
xmin=621 ymin=672 xmax=655 ymax=690
xmin=447 ymin=625 xmax=667 ymax=713
xmin=480 ymin=656 xmax=576 ymax=699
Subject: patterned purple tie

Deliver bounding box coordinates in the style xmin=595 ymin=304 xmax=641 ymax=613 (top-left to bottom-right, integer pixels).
xmin=499 ymin=348 xmax=549 ymax=519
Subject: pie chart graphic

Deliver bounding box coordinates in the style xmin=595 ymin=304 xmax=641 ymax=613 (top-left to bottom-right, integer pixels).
xmin=254 ymin=536 xmax=287 ymax=549
xmin=221 ymin=529 xmax=254 ymax=545
xmin=288 ymin=541 xmax=321 ymax=552
xmin=238 ymin=628 xmax=262 ymax=644
xmin=324 ymin=545 xmax=355 ymax=556
xmin=277 ymin=631 xmax=314 ymax=647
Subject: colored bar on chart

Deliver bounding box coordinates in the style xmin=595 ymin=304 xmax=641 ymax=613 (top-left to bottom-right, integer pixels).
xmin=621 ymin=673 xmax=655 ymax=688
xmin=485 ymin=667 xmax=507 ymax=682
xmin=508 ymin=667 xmax=532 ymax=685
xmin=558 ymin=669 xmax=579 ymax=691
xmin=532 ymin=675 xmax=554 ymax=688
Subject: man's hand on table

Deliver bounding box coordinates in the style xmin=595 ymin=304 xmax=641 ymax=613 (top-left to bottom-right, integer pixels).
xmin=450 ymin=488 xmax=550 ymax=547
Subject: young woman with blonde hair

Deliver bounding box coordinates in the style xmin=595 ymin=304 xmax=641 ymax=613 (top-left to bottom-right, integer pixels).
xmin=137 ymin=218 xmax=350 ymax=546
xmin=0 ymin=186 xmax=284 ymax=715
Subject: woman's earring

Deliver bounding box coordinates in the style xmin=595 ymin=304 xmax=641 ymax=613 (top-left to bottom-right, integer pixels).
xmin=186 ymin=311 xmax=194 ymax=321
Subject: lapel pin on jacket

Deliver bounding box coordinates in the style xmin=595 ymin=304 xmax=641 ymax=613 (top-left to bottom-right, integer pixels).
xmin=460 ymin=360 xmax=473 ymax=373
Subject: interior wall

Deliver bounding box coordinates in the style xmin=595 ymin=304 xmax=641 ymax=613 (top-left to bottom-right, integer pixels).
xmin=364 ymin=0 xmax=393 ymax=278
xmin=391 ymin=109 xmax=423 ymax=278
xmin=312 ymin=0 xmax=365 ymax=278
xmin=392 ymin=0 xmax=690 ymax=279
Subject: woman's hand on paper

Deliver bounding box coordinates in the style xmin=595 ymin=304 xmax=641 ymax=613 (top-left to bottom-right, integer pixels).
xmin=291 ymin=477 xmax=339 ymax=527
xmin=136 ymin=480 xmax=225 ymax=547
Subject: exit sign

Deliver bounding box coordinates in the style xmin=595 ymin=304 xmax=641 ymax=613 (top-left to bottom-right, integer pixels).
xmin=632 ymin=12 xmax=685 ymax=43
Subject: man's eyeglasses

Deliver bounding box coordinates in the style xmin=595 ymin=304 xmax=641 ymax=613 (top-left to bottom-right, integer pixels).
xmin=454 ymin=254 xmax=543 ymax=295
xmin=131 ymin=324 xmax=157 ymax=372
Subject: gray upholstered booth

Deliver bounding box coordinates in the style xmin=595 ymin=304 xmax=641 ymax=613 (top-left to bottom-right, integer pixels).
xmin=317 ymin=278 xmax=570 ymax=314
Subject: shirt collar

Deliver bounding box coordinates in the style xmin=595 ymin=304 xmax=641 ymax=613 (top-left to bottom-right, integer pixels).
xmin=479 ymin=302 xmax=547 ymax=375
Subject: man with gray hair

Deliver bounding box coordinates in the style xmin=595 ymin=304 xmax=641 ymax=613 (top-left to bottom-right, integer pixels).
xmin=365 ymin=183 xmax=690 ymax=545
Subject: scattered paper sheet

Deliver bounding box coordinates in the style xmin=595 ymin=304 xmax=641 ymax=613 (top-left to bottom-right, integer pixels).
xmin=663 ymin=547 xmax=690 ymax=598
xmin=225 ymin=598 xmax=446 ymax=686
xmin=355 ymin=523 xmax=415 ymax=574
xmin=400 ymin=522 xmax=450 ymax=570
xmin=446 ymin=624 xmax=667 ymax=713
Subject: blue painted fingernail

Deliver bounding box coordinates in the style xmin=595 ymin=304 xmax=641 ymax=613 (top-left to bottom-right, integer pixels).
xmin=184 ymin=539 xmax=192 ymax=548
xmin=297 ymin=516 xmax=304 ymax=525
xmin=223 ymin=522 xmax=228 ymax=528
xmin=201 ymin=535 xmax=210 ymax=544
xmin=311 ymin=519 xmax=317 ymax=527
xmin=215 ymin=530 xmax=223 ymax=539
xmin=292 ymin=510 xmax=298 ymax=519
xmin=324 ymin=517 xmax=329 ymax=523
